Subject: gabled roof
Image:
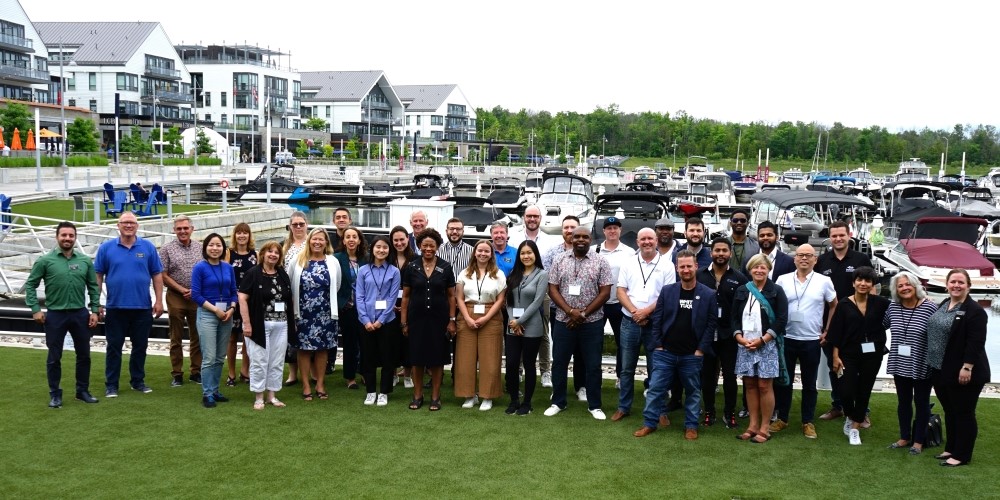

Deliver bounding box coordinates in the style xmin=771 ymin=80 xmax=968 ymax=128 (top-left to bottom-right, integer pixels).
xmin=33 ymin=22 xmax=160 ymax=65
xmin=300 ymin=70 xmax=384 ymax=102
xmin=394 ymin=84 xmax=457 ymax=112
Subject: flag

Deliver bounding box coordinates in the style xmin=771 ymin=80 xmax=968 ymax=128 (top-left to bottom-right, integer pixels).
xmin=251 ymin=86 xmax=258 ymax=101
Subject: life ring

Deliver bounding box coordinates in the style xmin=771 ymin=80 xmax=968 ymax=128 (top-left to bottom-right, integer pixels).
xmin=220 ymin=179 xmax=229 ymax=189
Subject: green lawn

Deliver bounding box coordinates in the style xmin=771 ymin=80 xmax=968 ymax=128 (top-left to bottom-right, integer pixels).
xmin=2 ymin=346 xmax=994 ymax=498
xmin=8 ymin=199 xmax=222 ymax=224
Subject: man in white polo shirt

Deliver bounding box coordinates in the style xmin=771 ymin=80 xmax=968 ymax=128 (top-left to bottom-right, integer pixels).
xmin=611 ymin=228 xmax=674 ymax=422
xmin=593 ymin=216 xmax=634 ymax=388
xmin=771 ymin=243 xmax=838 ymax=439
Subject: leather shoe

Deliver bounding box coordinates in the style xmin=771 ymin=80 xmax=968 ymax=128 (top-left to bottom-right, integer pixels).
xmin=49 ymin=394 xmax=62 ymax=408
xmin=658 ymin=414 xmax=670 ymax=428
xmin=75 ymin=391 xmax=99 ymax=404
xmin=611 ymin=409 xmax=628 ymax=422
xmin=818 ymin=407 xmax=844 ymax=420
xmin=933 ymin=452 xmax=952 ymax=460
xmin=940 ymin=460 xmax=967 ymax=467
xmin=633 ymin=426 xmax=656 ymax=437
xmin=685 ymin=428 xmax=698 ymax=440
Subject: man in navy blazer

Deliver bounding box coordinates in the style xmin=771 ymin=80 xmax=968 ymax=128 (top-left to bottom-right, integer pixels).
xmin=635 ymin=250 xmax=717 ymax=440
xmin=741 ymin=221 xmax=795 ymax=280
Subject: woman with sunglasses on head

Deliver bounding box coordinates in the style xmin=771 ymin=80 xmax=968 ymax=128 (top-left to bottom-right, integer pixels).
xmin=334 ymin=226 xmax=369 ymax=390
xmin=281 ymin=211 xmax=309 ymax=386
xmin=355 ymin=236 xmax=401 ymax=406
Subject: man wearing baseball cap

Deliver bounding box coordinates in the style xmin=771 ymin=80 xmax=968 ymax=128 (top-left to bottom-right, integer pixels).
xmin=593 ymin=216 xmax=634 ymax=389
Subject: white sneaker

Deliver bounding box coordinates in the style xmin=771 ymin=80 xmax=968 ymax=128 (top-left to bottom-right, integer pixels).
xmin=541 ymin=372 xmax=553 ymax=388
xmin=376 ymin=393 xmax=388 ymax=406
xmin=462 ymin=396 xmax=479 ymax=409
xmin=543 ymin=404 xmax=563 ymax=417
xmin=403 ymin=377 xmax=414 ymax=388
xmin=589 ymin=408 xmax=607 ymax=420
xmin=364 ymin=392 xmax=377 ymax=405
xmin=848 ymin=428 xmax=862 ymax=446
xmin=615 ymin=378 xmax=620 ymax=389
xmin=577 ymin=388 xmax=588 ymax=402
xmin=479 ymin=399 xmax=493 ymax=411
xmin=843 ymin=417 xmax=853 ymax=436
xmin=392 ymin=376 xmax=399 ymax=387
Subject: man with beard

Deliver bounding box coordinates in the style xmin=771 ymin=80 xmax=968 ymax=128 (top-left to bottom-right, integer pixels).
xmin=741 ymin=221 xmax=794 ymax=280
xmin=695 ymin=237 xmax=748 ymax=428
xmin=544 ymin=227 xmax=613 ymax=420
xmin=655 ymin=218 xmax=678 ymax=257
xmin=437 ymin=217 xmax=473 ymax=278
xmin=728 ymin=208 xmax=758 ymax=268
xmin=541 ymin=216 xmax=581 ymax=390
xmin=509 ymin=205 xmax=555 ymax=255
xmin=676 ymin=217 xmax=711 ymax=269
xmin=593 ymin=216 xmax=634 ymax=388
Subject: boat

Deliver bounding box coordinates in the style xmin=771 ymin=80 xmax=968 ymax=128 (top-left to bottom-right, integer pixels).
xmin=590 ymin=191 xmax=672 ymax=249
xmin=894 ymin=158 xmax=932 ymax=183
xmin=674 ymin=180 xmax=717 ymax=217
xmin=524 ymin=169 xmax=544 ymax=205
xmin=692 ymin=171 xmax=743 ymax=215
xmin=779 ymin=168 xmax=808 ymax=188
xmin=409 ymin=174 xmax=450 ymax=199
xmin=237 ymin=164 xmax=314 ymax=202
xmin=484 ymin=177 xmax=528 ymax=210
xmin=591 ymin=166 xmax=623 ymax=194
xmin=537 ymin=172 xmax=596 ymax=234
xmin=976 ymin=167 xmax=1000 ymax=198
xmin=844 ymin=167 xmax=883 ymax=195
xmin=749 ymin=189 xmax=877 ymax=254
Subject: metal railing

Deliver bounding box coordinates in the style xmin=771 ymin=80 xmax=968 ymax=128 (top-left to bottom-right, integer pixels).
xmin=0 ymin=63 xmax=49 ymax=83
xmin=144 ymin=65 xmax=181 ymax=79
xmin=0 ymin=32 xmax=33 ymax=50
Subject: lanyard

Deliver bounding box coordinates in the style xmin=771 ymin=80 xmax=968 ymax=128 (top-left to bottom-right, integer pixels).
xmin=637 ymin=254 xmax=661 ymax=288
xmin=476 ymin=270 xmax=488 ymax=303
xmin=367 ymin=264 xmax=389 ymax=298
xmin=210 ymin=262 xmax=226 ymax=298
xmin=900 ymin=300 xmax=920 ymax=337
xmin=793 ymin=272 xmax=814 ymax=310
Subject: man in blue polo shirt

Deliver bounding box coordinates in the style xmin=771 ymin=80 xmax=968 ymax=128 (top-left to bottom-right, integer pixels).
xmin=94 ymin=212 xmax=164 ymax=398
xmin=491 ymin=222 xmax=516 ymax=277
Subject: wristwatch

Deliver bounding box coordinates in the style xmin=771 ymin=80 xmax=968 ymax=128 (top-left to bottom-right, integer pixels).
xmin=449 ymin=317 xmax=457 ymax=321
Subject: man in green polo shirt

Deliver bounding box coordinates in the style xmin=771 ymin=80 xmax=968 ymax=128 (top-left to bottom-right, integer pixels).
xmin=25 ymin=221 xmax=101 ymax=408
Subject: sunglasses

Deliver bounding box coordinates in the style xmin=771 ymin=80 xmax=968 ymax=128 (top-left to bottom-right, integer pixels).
xmin=730 ymin=218 xmax=748 ymax=224
xmin=290 ymin=222 xmax=306 ymax=228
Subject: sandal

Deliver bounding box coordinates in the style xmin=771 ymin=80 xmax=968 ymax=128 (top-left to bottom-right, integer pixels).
xmin=750 ymin=433 xmax=771 ymax=444
xmin=284 ymin=379 xmax=299 ymax=387
xmin=268 ymin=398 xmax=286 ymax=408
xmin=736 ymin=431 xmax=757 ymax=441
xmin=239 ymin=374 xmax=250 ymax=383
xmin=409 ymin=397 xmax=424 ymax=410
xmin=302 ymin=392 xmax=314 ymax=401
xmin=226 ymin=377 xmax=237 ymax=387
xmin=253 ymin=400 xmax=265 ymax=411
xmin=347 ymin=381 xmax=359 ymax=390
xmin=317 ymin=391 xmax=329 ymax=400
xmin=429 ymin=399 xmax=442 ymax=411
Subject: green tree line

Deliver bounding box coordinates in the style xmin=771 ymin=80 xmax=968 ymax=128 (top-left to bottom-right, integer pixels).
xmin=475 ymin=104 xmax=1000 ymax=166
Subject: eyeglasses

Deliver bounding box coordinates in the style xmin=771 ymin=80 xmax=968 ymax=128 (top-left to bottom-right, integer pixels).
xmin=119 ymin=222 xmax=137 ymax=226
xmin=290 ymin=223 xmax=306 ymax=228
xmin=795 ymin=253 xmax=815 ymax=259
xmin=730 ymin=218 xmax=748 ymax=224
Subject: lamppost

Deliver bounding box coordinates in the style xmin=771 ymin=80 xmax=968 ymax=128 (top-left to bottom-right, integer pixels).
xmin=58 ymin=39 xmax=66 ymax=169
xmin=412 ymin=130 xmax=419 ymax=165
xmin=365 ymin=94 xmax=372 ymax=169
xmin=602 ymin=134 xmax=606 ymax=160
xmin=940 ymin=135 xmax=949 ymax=178
xmin=671 ymin=142 xmax=678 ymax=170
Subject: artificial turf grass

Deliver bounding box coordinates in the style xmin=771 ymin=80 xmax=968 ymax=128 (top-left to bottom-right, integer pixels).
xmin=2 ymin=346 xmax=996 ymax=499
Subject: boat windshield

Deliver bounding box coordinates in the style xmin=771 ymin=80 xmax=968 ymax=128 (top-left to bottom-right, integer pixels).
xmin=593 ymin=167 xmax=621 ymax=180
xmin=542 ymin=176 xmax=593 ymax=199
xmin=696 ymin=174 xmax=732 ymax=192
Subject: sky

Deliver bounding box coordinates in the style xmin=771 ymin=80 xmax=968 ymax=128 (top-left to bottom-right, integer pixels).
xmin=22 ymin=0 xmax=998 ymax=132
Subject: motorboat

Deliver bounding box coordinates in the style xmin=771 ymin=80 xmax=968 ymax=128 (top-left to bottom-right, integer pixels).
xmin=537 ymin=172 xmax=596 ymax=234
xmin=693 ymin=172 xmax=743 ymax=215
xmin=448 ymin=196 xmax=519 ymax=233
xmin=591 ymin=166 xmax=624 ymax=194
xmin=808 ymin=175 xmax=859 ymax=195
xmin=484 ymin=177 xmax=528 ymax=210
xmin=237 ymin=164 xmax=313 ymax=202
xmin=779 ymin=168 xmax=808 ymax=188
xmin=409 ymin=174 xmax=449 ymax=199
xmin=674 ymin=181 xmax=717 ymax=217
xmin=844 ymin=167 xmax=883 ymax=195
xmin=976 ymin=167 xmax=1000 ymax=198
xmin=525 ymin=169 xmax=544 ymax=204
xmin=590 ymin=191 xmax=672 ymax=249
xmin=749 ymin=189 xmax=877 ymax=254
xmin=894 ymin=159 xmax=932 ymax=183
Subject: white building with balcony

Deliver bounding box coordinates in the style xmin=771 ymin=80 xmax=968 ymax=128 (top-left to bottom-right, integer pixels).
xmin=393 ymin=84 xmax=477 ymax=159
xmin=299 ymin=70 xmax=403 ymax=151
xmin=35 ymin=21 xmax=193 ymax=147
xmin=0 ymin=0 xmax=51 ymax=103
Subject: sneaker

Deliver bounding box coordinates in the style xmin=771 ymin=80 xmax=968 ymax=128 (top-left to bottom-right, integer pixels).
xmin=769 ymin=419 xmax=788 ymax=433
xmin=725 ymin=412 xmax=738 ymax=429
xmin=843 ymin=417 xmax=853 ymax=436
xmin=543 ymin=404 xmax=563 ymax=417
xmin=131 ymin=384 xmax=153 ymax=394
xmin=403 ymin=377 xmax=414 ymax=388
xmin=105 ymin=388 xmax=118 ymax=398
xmin=376 ymin=393 xmax=388 ymax=406
xmin=848 ymin=428 xmax=862 ymax=446
xmin=770 ymin=410 xmax=778 ymax=423
xmin=703 ymin=412 xmax=717 ymax=427
xmin=505 ymin=400 xmax=520 ymax=415
xmin=171 ymin=375 xmax=183 ymax=387
xmin=479 ymin=399 xmax=493 ymax=411
xmin=516 ymin=404 xmax=533 ymax=416
xmin=819 ymin=407 xmax=844 ymax=420
xmin=576 ymin=388 xmax=588 ymax=402
xmin=462 ymin=396 xmax=479 ymax=409
xmin=803 ymin=422 xmax=817 ymax=439
xmin=212 ymin=392 xmax=229 ymax=402
xmin=589 ymin=408 xmax=607 ymax=420
xmin=202 ymin=395 xmax=216 ymax=408
xmin=189 ymin=373 xmax=202 ymax=384
xmin=541 ymin=372 xmax=553 ymax=388
xmin=364 ymin=393 xmax=377 ymax=405
xmin=393 ymin=376 xmax=399 ymax=387
xmin=738 ymin=407 xmax=749 ymax=418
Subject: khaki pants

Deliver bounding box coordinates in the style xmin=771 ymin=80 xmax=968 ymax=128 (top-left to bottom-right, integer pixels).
xmin=454 ymin=304 xmax=503 ymax=400
xmin=167 ymin=290 xmax=201 ymax=377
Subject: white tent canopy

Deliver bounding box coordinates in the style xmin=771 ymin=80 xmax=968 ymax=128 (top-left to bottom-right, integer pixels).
xmin=180 ymin=126 xmax=235 ymax=165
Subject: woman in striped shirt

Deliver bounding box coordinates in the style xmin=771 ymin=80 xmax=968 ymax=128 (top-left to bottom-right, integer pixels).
xmin=882 ymin=271 xmax=937 ymax=455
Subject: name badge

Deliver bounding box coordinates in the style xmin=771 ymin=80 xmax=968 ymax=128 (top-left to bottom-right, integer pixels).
xmin=215 ymin=302 xmax=229 ymax=311
xmin=398 ymin=289 xmax=404 ymax=299
xmin=789 ymin=311 xmax=804 ymax=323
xmin=861 ymin=342 xmax=875 ymax=353
xmin=513 ymin=307 xmax=525 ymax=318
xmin=718 ymin=306 xmax=723 ymax=319
xmin=375 ymin=300 xmax=387 ymax=311
xmin=474 ymin=304 xmax=486 ymax=314
xmin=898 ymin=344 xmax=911 ymax=357
xmin=631 ymin=288 xmax=649 ymax=304
xmin=568 ymin=284 xmax=582 ymax=296
xmin=274 ymin=302 xmax=285 ymax=312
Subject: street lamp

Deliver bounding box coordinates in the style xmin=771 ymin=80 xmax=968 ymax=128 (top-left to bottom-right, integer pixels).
xmin=671 ymin=142 xmax=678 ymax=170
xmin=412 ymin=130 xmax=419 ymax=164
xmin=602 ymin=134 xmax=606 ymax=160
xmin=58 ymin=39 xmax=66 ymax=169
xmin=940 ymin=135 xmax=949 ymax=178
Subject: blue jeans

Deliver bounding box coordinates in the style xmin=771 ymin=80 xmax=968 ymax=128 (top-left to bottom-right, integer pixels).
xmin=104 ymin=308 xmax=152 ymax=390
xmin=617 ymin=316 xmax=652 ymax=414
xmin=643 ymin=349 xmax=703 ymax=429
xmin=775 ymin=338 xmax=821 ymax=423
xmin=551 ymin=319 xmax=604 ymax=411
xmin=197 ymin=308 xmax=232 ymax=397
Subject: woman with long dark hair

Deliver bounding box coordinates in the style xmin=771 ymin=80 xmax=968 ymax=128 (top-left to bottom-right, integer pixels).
xmin=504 ymin=240 xmax=547 ymax=415
xmin=334 ymin=226 xmax=369 ymax=390
xmin=226 ymin=222 xmax=256 ymax=387
xmin=355 ymin=236 xmax=401 ymax=406
xmin=390 ymin=225 xmax=415 ymax=388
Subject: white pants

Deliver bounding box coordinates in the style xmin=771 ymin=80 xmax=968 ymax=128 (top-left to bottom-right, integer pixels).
xmin=246 ymin=321 xmax=288 ymax=394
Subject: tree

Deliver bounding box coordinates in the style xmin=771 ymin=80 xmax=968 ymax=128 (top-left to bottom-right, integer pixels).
xmin=390 ymin=141 xmax=400 ymax=159
xmin=160 ymin=126 xmax=183 ymax=155
xmin=119 ymin=127 xmax=152 ymax=154
xmin=0 ymin=102 xmax=32 ymax=146
xmin=499 ymin=146 xmax=510 ymax=162
xmin=346 ymin=138 xmax=359 ymax=159
xmin=421 ymin=144 xmax=433 ymax=159
xmin=194 ymin=128 xmax=214 ymax=155
xmin=66 ymin=118 xmax=100 ymax=152
xmin=322 ymin=144 xmax=334 ymax=158
xmin=304 ymin=117 xmax=327 ymax=131
xmin=295 ymin=140 xmax=309 ymax=158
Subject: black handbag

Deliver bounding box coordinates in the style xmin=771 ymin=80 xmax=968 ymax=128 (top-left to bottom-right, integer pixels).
xmin=925 ymin=413 xmax=943 ymax=447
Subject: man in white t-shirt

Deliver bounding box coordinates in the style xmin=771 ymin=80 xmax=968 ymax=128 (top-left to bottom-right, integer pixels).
xmin=593 ymin=216 xmax=634 ymax=388
xmin=772 ymin=243 xmax=838 ymax=439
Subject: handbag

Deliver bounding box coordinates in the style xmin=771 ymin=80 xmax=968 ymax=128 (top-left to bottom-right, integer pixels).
xmin=745 ymin=283 xmax=790 ymax=387
xmin=925 ymin=413 xmax=943 ymax=447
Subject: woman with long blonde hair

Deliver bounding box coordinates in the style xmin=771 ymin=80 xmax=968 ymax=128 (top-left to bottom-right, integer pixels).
xmin=288 ymin=228 xmax=341 ymax=401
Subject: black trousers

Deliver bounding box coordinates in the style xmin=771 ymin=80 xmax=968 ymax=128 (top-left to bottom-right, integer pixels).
xmin=338 ymin=307 xmax=362 ymax=380
xmin=701 ymin=337 xmax=738 ymax=416
xmin=823 ymin=343 xmax=844 ymax=410
xmin=839 ymin=351 xmax=883 ymax=424
xmin=45 ymin=309 xmax=92 ymax=395
xmin=894 ymin=375 xmax=932 ymax=444
xmin=505 ymin=335 xmax=542 ymax=406
xmin=933 ymin=371 xmax=985 ymax=462
xmin=361 ymin=318 xmax=400 ymax=394
xmin=602 ymin=303 xmax=625 ymax=377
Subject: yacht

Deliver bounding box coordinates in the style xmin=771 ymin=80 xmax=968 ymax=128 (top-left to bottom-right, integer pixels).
xmin=537 ymin=172 xmax=596 ymax=234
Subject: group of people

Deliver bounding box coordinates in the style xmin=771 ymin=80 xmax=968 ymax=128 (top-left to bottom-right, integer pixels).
xmin=28 ymin=205 xmax=990 ymax=466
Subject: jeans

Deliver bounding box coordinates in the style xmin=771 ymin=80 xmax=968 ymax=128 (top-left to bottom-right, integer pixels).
xmin=602 ymin=303 xmax=624 ymax=377
xmin=894 ymin=375 xmax=932 ymax=444
xmin=643 ymin=349 xmax=703 ymax=429
xmin=104 ymin=308 xmax=152 ymax=390
xmin=550 ymin=307 xmax=586 ymax=391
xmin=617 ymin=316 xmax=652 ymax=414
xmin=551 ymin=319 xmax=604 ymax=410
xmin=196 ymin=308 xmax=232 ymax=397
xmin=775 ymin=338 xmax=821 ymax=423
xmin=45 ymin=309 xmax=92 ymax=395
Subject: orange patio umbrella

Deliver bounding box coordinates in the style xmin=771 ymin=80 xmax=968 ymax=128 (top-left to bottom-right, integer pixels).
xmin=25 ymin=129 xmax=35 ymax=150
xmin=0 ymin=129 xmax=5 ymax=149
xmin=11 ymin=128 xmax=21 ymax=150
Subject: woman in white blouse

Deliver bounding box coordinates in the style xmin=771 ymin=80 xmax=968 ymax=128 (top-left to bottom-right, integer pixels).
xmin=454 ymin=240 xmax=507 ymax=410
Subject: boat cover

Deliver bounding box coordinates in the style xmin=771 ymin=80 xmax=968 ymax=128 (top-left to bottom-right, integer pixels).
xmin=900 ymin=239 xmax=994 ymax=276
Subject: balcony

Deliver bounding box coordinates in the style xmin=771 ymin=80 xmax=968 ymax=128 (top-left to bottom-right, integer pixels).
xmin=144 ymin=65 xmax=181 ymax=80
xmin=360 ymin=112 xmax=393 ymax=125
xmin=142 ymin=89 xmax=193 ymax=104
xmin=446 ymin=109 xmax=469 ymax=118
xmin=0 ymin=32 xmax=34 ymax=53
xmin=0 ymin=63 xmax=50 ymax=84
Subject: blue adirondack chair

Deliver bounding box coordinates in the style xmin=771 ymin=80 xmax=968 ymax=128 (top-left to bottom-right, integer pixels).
xmin=105 ymin=191 xmax=128 ymax=217
xmin=133 ymin=193 xmax=159 ymax=217
xmin=103 ymin=183 xmax=116 ymax=213
xmin=150 ymin=183 xmax=167 ymax=204
xmin=0 ymin=194 xmax=11 ymax=232
xmin=129 ymin=184 xmax=149 ymax=210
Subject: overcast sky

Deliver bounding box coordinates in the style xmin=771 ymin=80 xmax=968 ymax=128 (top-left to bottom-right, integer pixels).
xmin=24 ymin=0 xmax=996 ymax=132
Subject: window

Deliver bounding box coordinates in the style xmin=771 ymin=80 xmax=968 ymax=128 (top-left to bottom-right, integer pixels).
xmin=89 ymin=73 xmax=96 ymax=91
xmin=325 ymin=105 xmax=330 ymax=118
xmin=68 ymin=98 xmax=76 ymax=107
xmin=89 ymin=99 xmax=97 ymax=111
xmin=67 ymin=75 xmax=75 ymax=91
xmin=431 ymin=115 xmax=443 ymax=125
xmin=416 ymin=115 xmax=421 ymax=125
xmin=221 ymin=92 xmax=227 ymax=107
xmin=221 ymin=114 xmax=228 ymax=126
xmin=116 ymin=73 xmax=138 ymax=91
xmin=204 ymin=92 xmax=211 ymax=107
xmin=204 ymin=114 xmax=211 ymax=122
xmin=406 ymin=116 xmax=411 ymax=126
